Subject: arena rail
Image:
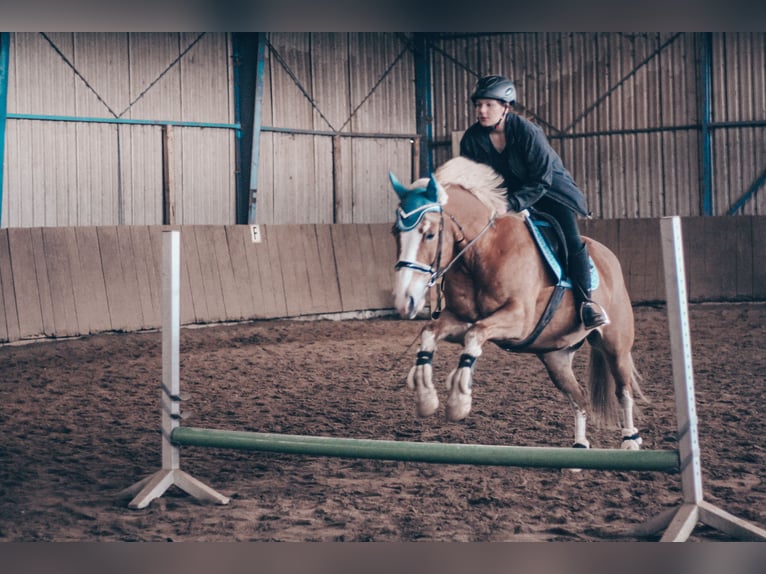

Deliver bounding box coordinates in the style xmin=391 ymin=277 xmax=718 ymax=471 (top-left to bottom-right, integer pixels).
xmin=120 ymin=219 xmax=766 ymax=542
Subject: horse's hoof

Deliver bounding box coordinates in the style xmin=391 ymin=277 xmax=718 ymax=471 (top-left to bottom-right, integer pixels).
xmin=445 ymin=400 xmax=471 ymax=421
xmin=445 ymin=368 xmax=472 ymax=421
xmin=415 ymin=393 xmax=439 ymax=417
xmin=621 ymin=429 xmax=642 ymax=450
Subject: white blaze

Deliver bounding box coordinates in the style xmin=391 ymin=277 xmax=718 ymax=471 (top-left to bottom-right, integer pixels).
xmin=393 ymin=230 xmax=430 ymax=319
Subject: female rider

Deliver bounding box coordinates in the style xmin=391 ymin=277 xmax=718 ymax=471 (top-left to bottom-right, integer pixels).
xmin=459 ymin=75 xmax=608 ymax=329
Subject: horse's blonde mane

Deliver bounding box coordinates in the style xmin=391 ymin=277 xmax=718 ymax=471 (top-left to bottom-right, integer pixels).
xmin=434 ymin=157 xmax=509 ymax=214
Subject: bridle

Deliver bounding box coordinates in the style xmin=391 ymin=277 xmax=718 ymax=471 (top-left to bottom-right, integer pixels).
xmin=395 ymin=204 xmax=497 ymax=289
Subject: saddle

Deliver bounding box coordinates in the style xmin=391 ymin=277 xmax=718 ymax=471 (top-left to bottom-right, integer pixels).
xmin=497 ymin=210 xmax=598 ymax=352
xmin=522 ymin=209 xmax=599 ymax=290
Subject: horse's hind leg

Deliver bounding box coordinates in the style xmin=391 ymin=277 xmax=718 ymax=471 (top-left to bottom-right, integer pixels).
xmin=538 ymin=349 xmax=591 ymax=448
xmin=588 ymin=332 xmax=644 ymax=450
xmin=608 ymin=351 xmax=644 ymax=450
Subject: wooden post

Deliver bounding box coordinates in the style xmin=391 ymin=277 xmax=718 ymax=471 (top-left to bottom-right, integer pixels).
xmin=411 ymin=136 xmax=420 ymax=183
xmin=162 ymin=125 xmax=176 ymax=225
xmin=332 ymin=134 xmax=342 ymax=223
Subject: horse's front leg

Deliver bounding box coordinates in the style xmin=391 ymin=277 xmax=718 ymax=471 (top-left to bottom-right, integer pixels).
xmin=408 ymin=311 xmax=471 ymax=417
xmin=445 ymin=306 xmax=528 ymax=421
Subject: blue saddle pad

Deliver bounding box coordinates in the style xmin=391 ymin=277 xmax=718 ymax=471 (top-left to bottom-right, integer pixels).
xmin=522 ymin=211 xmax=599 ymax=290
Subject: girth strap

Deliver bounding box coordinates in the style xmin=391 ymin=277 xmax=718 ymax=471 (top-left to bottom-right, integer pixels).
xmin=498 ymin=284 xmax=567 ymax=352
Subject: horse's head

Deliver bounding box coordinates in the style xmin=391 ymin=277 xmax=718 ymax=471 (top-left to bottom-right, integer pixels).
xmin=389 ymin=171 xmax=447 ymax=319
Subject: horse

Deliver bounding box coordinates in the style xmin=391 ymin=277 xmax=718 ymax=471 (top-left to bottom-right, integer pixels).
xmin=389 ymin=156 xmax=646 ymax=450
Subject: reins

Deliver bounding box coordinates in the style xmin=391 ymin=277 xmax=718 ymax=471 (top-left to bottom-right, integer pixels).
xmin=428 ymin=210 xmax=497 ymax=319
xmin=430 ymin=211 xmax=497 ymax=287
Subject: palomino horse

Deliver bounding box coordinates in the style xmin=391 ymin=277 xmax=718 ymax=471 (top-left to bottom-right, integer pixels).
xmin=389 ymin=157 xmax=645 ymax=450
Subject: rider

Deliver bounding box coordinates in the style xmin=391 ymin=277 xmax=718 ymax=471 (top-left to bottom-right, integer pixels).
xmin=459 ymin=74 xmax=609 ymax=330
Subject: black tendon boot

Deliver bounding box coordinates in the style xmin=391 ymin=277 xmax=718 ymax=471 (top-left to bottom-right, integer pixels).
xmin=569 ymin=243 xmax=610 ymax=329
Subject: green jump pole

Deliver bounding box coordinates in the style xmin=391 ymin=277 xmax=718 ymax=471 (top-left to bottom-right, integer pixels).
xmin=172 ymin=427 xmax=680 ymax=473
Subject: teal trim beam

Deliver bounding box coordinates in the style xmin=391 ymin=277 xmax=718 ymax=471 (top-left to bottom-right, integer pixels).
xmin=7 ymin=112 xmax=240 ymax=131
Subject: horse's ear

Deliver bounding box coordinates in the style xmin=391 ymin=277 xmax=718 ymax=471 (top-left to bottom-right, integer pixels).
xmin=427 ymin=173 xmax=445 ymax=204
xmin=389 ymin=171 xmax=408 ymax=198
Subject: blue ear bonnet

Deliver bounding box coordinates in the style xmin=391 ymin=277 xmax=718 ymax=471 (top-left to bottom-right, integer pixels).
xmin=389 ymin=172 xmax=442 ymax=231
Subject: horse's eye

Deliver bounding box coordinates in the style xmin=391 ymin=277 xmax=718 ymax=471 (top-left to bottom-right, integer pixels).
xmin=424 ymin=232 xmax=435 ymax=240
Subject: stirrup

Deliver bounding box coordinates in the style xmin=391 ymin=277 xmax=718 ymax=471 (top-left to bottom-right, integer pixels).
xmin=580 ymin=301 xmax=610 ymax=329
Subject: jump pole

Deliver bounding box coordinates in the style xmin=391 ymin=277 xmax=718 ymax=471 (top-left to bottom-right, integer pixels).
xmin=123 ymin=226 xmax=766 ymax=541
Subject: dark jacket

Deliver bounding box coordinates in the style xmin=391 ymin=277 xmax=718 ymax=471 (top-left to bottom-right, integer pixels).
xmin=459 ymin=113 xmax=589 ymax=216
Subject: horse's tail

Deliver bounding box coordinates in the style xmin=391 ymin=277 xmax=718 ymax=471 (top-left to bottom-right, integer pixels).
xmin=588 ymin=347 xmax=646 ymax=428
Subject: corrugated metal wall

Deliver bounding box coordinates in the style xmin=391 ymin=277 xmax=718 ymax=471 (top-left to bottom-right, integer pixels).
xmin=2 ymin=32 xmax=236 ymax=228
xmin=2 ymin=33 xmax=765 ymax=228
xmin=711 ymin=32 xmax=766 ymax=216
xmin=430 ymin=32 xmax=766 ymax=218
xmin=254 ymin=32 xmax=417 ymax=225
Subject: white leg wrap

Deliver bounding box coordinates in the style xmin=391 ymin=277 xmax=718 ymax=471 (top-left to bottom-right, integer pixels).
xmin=407 ymin=337 xmax=439 ymax=417
xmin=621 ymin=426 xmax=642 ymax=450
xmin=445 ymin=367 xmax=473 ymax=421
xmin=574 ymin=409 xmax=590 ymax=449
xmin=620 ymin=391 xmax=641 ymax=449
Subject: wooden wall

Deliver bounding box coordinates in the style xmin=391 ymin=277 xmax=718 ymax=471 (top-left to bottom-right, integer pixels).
xmin=0 ymin=223 xmax=396 ymax=344
xmin=0 ymin=217 xmax=764 ymax=344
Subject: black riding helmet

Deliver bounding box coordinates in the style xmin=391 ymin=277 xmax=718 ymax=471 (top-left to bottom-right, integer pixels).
xmin=471 ymin=75 xmax=517 ymax=104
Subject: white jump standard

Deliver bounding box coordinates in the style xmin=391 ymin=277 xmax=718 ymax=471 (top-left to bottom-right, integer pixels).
xmin=123 ymin=223 xmax=766 ymax=541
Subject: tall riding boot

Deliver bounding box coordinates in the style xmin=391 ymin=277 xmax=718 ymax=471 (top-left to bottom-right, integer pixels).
xmin=569 ymin=242 xmax=610 ymax=329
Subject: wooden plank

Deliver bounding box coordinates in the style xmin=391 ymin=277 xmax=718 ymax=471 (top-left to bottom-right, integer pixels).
xmin=29 ymin=228 xmax=56 ymax=337
xmin=192 ymin=226 xmax=226 ymax=323
xmin=297 ymin=224 xmax=340 ymax=315
xmin=752 ymin=216 xmax=766 ymax=299
xmin=0 ymin=229 xmax=19 ymax=342
xmin=581 ymin=218 xmax=616 ymax=251
xmin=734 ymin=216 xmax=754 ymax=300
xmin=331 ymin=224 xmax=367 ymax=311
xmin=7 ymin=228 xmax=44 ymax=338
xmin=242 ymin=225 xmax=272 ymax=317
xmin=181 ymin=226 xmax=207 ymax=324
xmin=224 ymin=226 xmax=256 ymax=319
xmin=313 ymin=224 xmax=343 ymax=313
xmin=97 ymin=227 xmax=133 ymax=333
xmin=272 ymin=224 xmax=312 ymax=317
xmin=682 ymin=217 xmax=725 ymax=301
xmin=616 ymin=218 xmax=663 ymax=303
xmin=356 ymin=225 xmax=385 ymax=310
xmin=115 ymin=226 xmax=144 ymax=331
xmin=42 ymin=227 xmax=80 ymax=337
xmin=367 ymin=223 xmax=397 ymax=310
xmin=582 ymin=219 xmax=629 ymax=298
xmin=354 ymin=224 xmax=388 ymax=311
xmin=131 ymin=226 xmax=161 ymax=329
xmin=62 ymin=226 xmax=95 ymax=335
xmin=73 ymin=227 xmax=112 ymax=334
xmin=146 ymin=226 xmax=168 ymax=320
xmin=245 ymin=225 xmax=287 ymax=318
xmin=210 ymin=225 xmax=243 ymax=321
